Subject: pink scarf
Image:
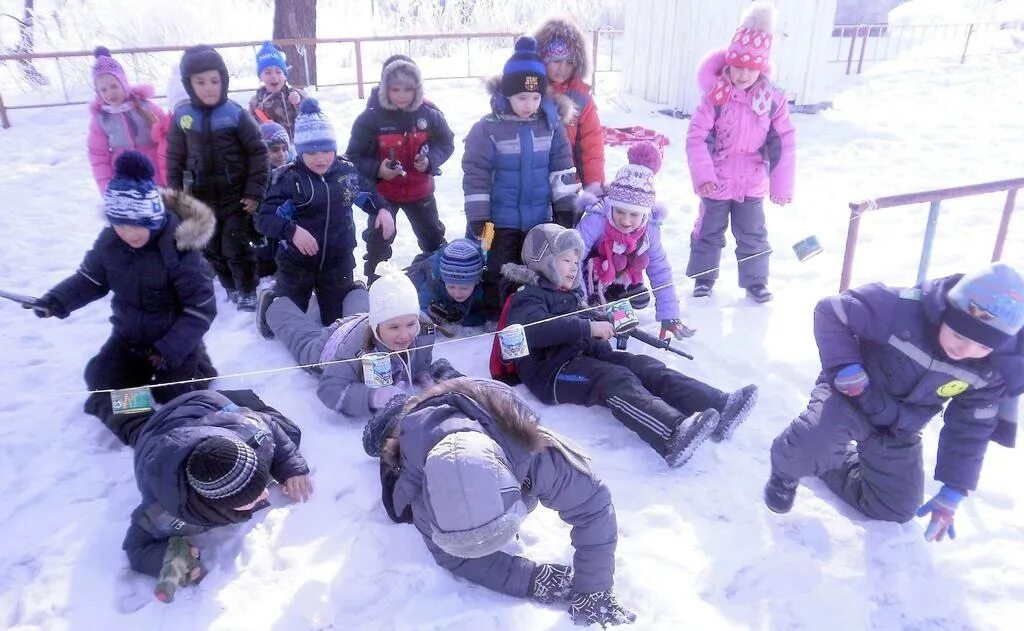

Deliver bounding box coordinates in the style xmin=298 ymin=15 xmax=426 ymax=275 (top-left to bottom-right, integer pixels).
xmin=592 ymin=220 xmax=648 ymax=286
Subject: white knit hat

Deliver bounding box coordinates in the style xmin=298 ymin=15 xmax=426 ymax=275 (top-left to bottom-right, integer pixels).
xmin=369 ymin=262 xmax=420 ymax=329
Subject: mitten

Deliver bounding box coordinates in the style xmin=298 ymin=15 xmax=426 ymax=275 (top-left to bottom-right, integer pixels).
xmin=369 ymin=385 xmax=403 ymax=410
xmin=362 ymin=393 xmax=410 ymax=457
xmin=529 ymin=563 xmax=574 ymax=604
xmin=428 ymin=358 xmax=465 ymax=383
xmin=568 ymin=591 xmax=636 ymax=627
xmin=29 ymin=295 xmax=66 ymax=319
xmin=659 ymin=319 xmax=697 ymax=341
xmin=427 ymin=301 xmax=462 ymax=324
xmin=915 ymin=485 xmax=965 ymax=542
xmin=833 ymin=363 xmax=869 ymax=397
xmin=148 ymin=350 xmax=167 ymax=371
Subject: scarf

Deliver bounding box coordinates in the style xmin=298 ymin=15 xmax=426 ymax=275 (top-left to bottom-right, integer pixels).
xmin=592 ymin=219 xmax=648 ymax=287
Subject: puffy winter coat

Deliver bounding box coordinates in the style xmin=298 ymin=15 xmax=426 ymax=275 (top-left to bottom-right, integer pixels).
xmin=256 ymin=157 xmax=386 ymax=272
xmin=406 ymin=250 xmax=486 ymax=328
xmin=346 ymin=86 xmax=455 ymax=204
xmin=166 ymin=99 xmax=269 ymax=208
xmin=381 ymin=378 xmax=618 ymax=596
xmin=462 ymin=76 xmax=576 ymax=232
xmin=87 ymin=84 xmax=169 ymax=194
xmin=814 ymin=275 xmax=1024 ymax=491
xmin=577 ymin=195 xmax=681 ymax=321
xmin=686 ymin=50 xmax=796 ymax=203
xmin=44 ymin=191 xmax=216 ymax=368
xmin=123 ymin=390 xmax=309 ymax=576
xmin=248 ymin=84 xmax=307 ymax=138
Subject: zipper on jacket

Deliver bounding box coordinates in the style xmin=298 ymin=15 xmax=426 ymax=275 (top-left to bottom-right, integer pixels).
xmin=320 ymin=174 xmax=330 ymax=271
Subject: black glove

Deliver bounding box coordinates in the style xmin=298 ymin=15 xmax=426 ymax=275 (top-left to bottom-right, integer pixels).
xmin=529 ymin=563 xmax=574 ymax=604
xmin=427 ymin=301 xmax=462 ymax=325
xmin=468 ymin=220 xmax=487 ymax=240
xmin=29 ymin=295 xmax=65 ymax=319
xmin=568 ymin=591 xmax=636 ymax=627
xmin=428 ymin=358 xmax=465 ymax=383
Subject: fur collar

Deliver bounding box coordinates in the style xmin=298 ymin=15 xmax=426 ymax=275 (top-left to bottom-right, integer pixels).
xmin=483 ymin=75 xmax=575 ymax=125
xmin=532 ymin=15 xmax=590 ymax=80
xmin=161 ymin=189 xmax=215 ymax=250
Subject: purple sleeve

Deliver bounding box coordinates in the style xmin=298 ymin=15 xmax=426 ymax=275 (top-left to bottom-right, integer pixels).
xmin=768 ymin=94 xmax=796 ymax=200
xmin=644 ymin=223 xmax=681 ymax=321
xmin=577 ymin=210 xmax=605 ymax=257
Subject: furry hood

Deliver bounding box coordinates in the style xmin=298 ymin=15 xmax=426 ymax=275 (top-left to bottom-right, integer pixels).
xmin=161 ymin=189 xmax=216 ymax=250
xmin=697 ymin=49 xmax=773 ymax=94
xmin=483 ymin=74 xmax=575 ymax=125
xmin=500 ymin=262 xmax=542 ymax=288
xmin=532 ymin=15 xmax=590 ymax=80
xmin=577 ymin=190 xmax=669 ymax=224
xmin=89 ymin=83 xmax=156 ymax=113
xmin=378 ymin=56 xmax=425 ymax=111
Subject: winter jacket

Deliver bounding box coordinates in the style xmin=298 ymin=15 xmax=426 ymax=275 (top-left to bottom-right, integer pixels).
xmin=813 ymin=275 xmax=1024 ymax=491
xmin=504 ymin=265 xmax=613 ymax=402
xmin=43 ymin=191 xmax=216 ymax=369
xmin=166 ymin=99 xmax=269 ymax=208
xmin=462 ymin=76 xmax=576 ymax=232
xmin=406 ymin=251 xmax=486 ymax=328
xmin=381 ymin=378 xmax=617 ymax=596
xmin=686 ymin=50 xmax=796 ymax=203
xmin=577 ymin=195 xmax=680 ymax=321
xmin=307 ymin=313 xmax=435 ymax=417
xmin=123 ymin=390 xmax=309 ymax=576
xmin=87 ymin=85 xmax=169 ymax=194
xmin=346 ymin=86 xmax=455 ymax=204
xmin=256 ymin=157 xmax=387 ymax=272
xmin=248 ymin=85 xmax=307 ymax=138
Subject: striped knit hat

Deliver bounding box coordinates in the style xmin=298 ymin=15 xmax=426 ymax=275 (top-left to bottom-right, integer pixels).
xmin=104 ymin=151 xmax=167 ymax=231
xmin=439 ymin=239 xmax=484 ymax=285
xmin=726 ymin=1 xmax=775 ymax=71
xmin=293 ymin=98 xmax=337 ymax=154
xmin=260 ymin=121 xmax=290 ymax=147
xmin=501 ymin=37 xmax=548 ymax=97
xmin=186 ymin=436 xmax=271 ymax=509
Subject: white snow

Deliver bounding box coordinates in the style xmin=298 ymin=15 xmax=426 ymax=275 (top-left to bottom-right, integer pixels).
xmin=2 ymin=29 xmax=1024 ymax=631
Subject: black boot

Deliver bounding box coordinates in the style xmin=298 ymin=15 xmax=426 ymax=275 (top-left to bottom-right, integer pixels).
xmin=664 ymin=409 xmax=718 ymax=468
xmin=713 ymin=384 xmax=759 ymax=442
xmin=764 ymin=472 xmax=799 ymax=514
xmin=256 ymin=287 xmax=278 ymax=339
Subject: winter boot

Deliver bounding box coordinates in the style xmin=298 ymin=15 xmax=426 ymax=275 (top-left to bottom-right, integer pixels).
xmin=428 ymin=358 xmax=465 ymax=383
xmin=362 ymin=393 xmax=411 ymax=457
xmin=256 ymin=288 xmax=278 ymax=339
xmin=226 ymin=289 xmax=240 ymax=304
xmin=663 ymin=409 xmax=719 ymax=468
xmin=237 ymin=292 xmax=257 ymax=312
xmin=693 ymin=279 xmax=714 ymax=298
xmin=764 ymin=472 xmax=799 ymax=513
xmin=713 ymin=384 xmax=759 ymax=442
xmin=746 ymin=284 xmax=773 ymax=303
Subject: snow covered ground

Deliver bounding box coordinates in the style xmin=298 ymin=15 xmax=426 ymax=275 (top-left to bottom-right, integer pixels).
xmin=2 ymin=37 xmax=1024 ymax=631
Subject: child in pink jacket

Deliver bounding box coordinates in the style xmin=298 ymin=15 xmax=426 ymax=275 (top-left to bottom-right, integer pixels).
xmin=88 ymin=46 xmax=169 ymax=195
xmin=684 ymin=2 xmax=795 ymax=303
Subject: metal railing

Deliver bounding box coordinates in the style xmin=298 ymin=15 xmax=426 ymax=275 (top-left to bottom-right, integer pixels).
xmin=0 ymin=29 xmax=624 ymax=128
xmin=830 ymin=21 xmax=1023 ymax=74
xmin=839 ymin=178 xmax=1023 ymax=291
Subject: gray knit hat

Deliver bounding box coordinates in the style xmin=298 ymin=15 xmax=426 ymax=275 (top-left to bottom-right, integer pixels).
xmin=521 ymin=223 xmax=586 ymax=289
xmin=186 ymin=436 xmax=270 ymax=509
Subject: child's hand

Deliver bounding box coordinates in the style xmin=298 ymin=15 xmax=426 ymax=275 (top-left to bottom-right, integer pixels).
xmin=288 ymin=91 xmax=301 ymax=106
xmin=378 ymin=161 xmax=404 ymax=181
xmin=413 ymin=154 xmax=429 ymax=173
xmin=697 ymin=182 xmax=718 ymax=197
xmin=771 ymin=196 xmax=791 ymax=206
xmin=291 ymin=226 xmax=319 ymax=256
xmin=241 ymin=197 xmax=259 ymax=213
xmin=187 ymin=546 xmax=202 ymax=583
xmin=282 ymin=474 xmax=314 ymax=502
xmin=375 ymin=211 xmax=396 ymax=240
xmin=590 ymin=321 xmax=615 ymax=341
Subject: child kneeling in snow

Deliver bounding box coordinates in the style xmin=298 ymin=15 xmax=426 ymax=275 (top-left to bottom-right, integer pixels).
xmin=504 ymin=224 xmax=758 ymax=468
xmin=766 ymin=264 xmax=1024 ymax=542
xmin=123 ymin=389 xmax=311 ymax=587
xmin=256 ymin=263 xmax=438 ymax=419
xmin=367 ymin=377 xmax=636 ymax=628
xmin=31 ymin=152 xmax=217 ymax=445
xmin=578 ymin=141 xmax=695 ymax=341
xmin=406 ymin=238 xmax=487 ymax=336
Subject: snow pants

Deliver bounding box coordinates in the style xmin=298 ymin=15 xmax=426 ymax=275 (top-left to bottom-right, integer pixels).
xmin=553 ymin=351 xmax=725 ymax=456
xmin=364 ymin=195 xmax=446 ymax=282
xmin=686 ymin=196 xmax=769 ymax=288
xmin=770 ymin=383 xmax=925 ymax=523
xmin=265 ymin=297 xmax=338 ymax=370
xmin=275 ymin=254 xmax=366 ymax=326
xmin=480 ymin=228 xmax=526 ymax=321
xmin=206 ymin=207 xmax=259 ymax=294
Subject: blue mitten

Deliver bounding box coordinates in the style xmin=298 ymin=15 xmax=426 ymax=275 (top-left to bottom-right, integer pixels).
xmin=915 ymin=485 xmax=966 ymax=542
xmin=834 ymin=363 xmax=869 ymax=397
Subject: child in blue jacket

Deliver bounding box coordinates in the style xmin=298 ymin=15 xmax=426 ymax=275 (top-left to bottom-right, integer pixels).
xmin=406 ymin=238 xmax=486 ymax=336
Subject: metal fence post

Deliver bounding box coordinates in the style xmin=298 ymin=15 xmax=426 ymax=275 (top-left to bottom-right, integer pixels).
xmin=917 ymin=200 xmax=942 ymax=285
xmin=845 ymin=25 xmax=860 ymax=75
xmin=591 ymin=30 xmax=600 ymax=93
xmin=0 ymin=91 xmax=10 ymax=129
xmin=354 ymin=40 xmax=365 ymax=100
xmin=856 ymin=25 xmax=869 ymax=74
xmin=840 ymin=206 xmax=862 ymax=291
xmin=961 ymin=23 xmax=975 ymax=64
xmin=992 ymin=188 xmax=1018 ymax=262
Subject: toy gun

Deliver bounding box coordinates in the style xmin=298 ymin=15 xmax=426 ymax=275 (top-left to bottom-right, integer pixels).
xmin=622 ymin=327 xmax=694 ymax=360
xmin=153 ymin=536 xmax=201 ymax=603
xmin=0 ymin=288 xmax=41 ymax=309
xmin=386 ymin=148 xmax=406 ymax=177
xmin=601 ymin=299 xmax=694 ymax=360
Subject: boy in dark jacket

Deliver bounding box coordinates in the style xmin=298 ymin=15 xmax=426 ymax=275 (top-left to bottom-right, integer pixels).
xmin=370 ymin=378 xmax=636 ymax=628
xmin=766 ymin=263 xmax=1024 ymax=542
xmin=463 ymin=36 xmax=580 ymax=322
xmin=256 ymin=99 xmax=393 ymax=325
xmin=504 ymin=223 xmax=758 ymax=468
xmin=346 ymin=55 xmax=455 ymax=283
xmin=123 ymin=389 xmax=311 ymax=587
xmin=31 ymin=152 xmax=218 ymax=444
xmin=406 ymin=238 xmax=486 ymax=336
xmin=167 ymin=45 xmax=269 ymax=311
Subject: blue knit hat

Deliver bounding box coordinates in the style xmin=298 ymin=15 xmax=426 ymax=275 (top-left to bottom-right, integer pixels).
xmin=104 ymin=151 xmax=166 ymax=231
xmin=944 ymin=263 xmax=1024 ymax=349
xmin=260 ymin=121 xmax=290 ymax=147
xmin=256 ymin=41 xmax=288 ymax=77
xmin=439 ymin=239 xmax=484 ymax=285
xmin=501 ymin=37 xmax=548 ymax=97
xmin=293 ymin=98 xmax=336 ymax=154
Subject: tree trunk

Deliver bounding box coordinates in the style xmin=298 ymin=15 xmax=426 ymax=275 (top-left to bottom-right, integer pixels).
xmin=14 ymin=0 xmax=49 ymax=86
xmin=273 ymin=0 xmax=317 ymax=88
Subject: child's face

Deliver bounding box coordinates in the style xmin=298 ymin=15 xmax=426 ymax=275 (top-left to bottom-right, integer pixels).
xmin=545 ymin=58 xmax=575 ymax=84
xmin=611 ymin=206 xmax=647 ymax=233
xmin=388 ymin=84 xmax=417 ymax=109
xmin=260 ymin=66 xmax=286 ymax=93
xmin=552 ymin=250 xmax=581 ymax=290
xmin=938 ymin=323 xmax=993 ymax=361
xmin=508 ymin=92 xmax=542 ymax=118
xmin=728 ymin=66 xmax=761 ymax=90
xmin=267 ymin=143 xmax=289 ymax=168
xmin=301 ymin=150 xmax=336 ymax=175
xmin=190 ymin=70 xmax=223 ymax=106
xmin=113 ymin=224 xmax=151 ymax=249
xmin=445 ymin=283 xmax=476 ymax=303
xmin=232 ymin=487 xmax=270 ymax=511
xmin=95 ymin=73 xmax=126 ymax=106
xmin=377 ymin=314 xmax=421 ymax=351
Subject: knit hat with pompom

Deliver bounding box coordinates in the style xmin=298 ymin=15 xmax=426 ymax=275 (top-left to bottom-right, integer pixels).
xmin=726 ymin=1 xmax=775 ymax=71
xmin=104 ymin=151 xmax=166 ymax=231
xmin=606 ymin=140 xmax=662 ymax=214
xmin=293 ymin=98 xmax=337 ymax=154
xmin=92 ymin=46 xmax=130 ymax=94
xmin=501 ymin=36 xmax=548 ymax=97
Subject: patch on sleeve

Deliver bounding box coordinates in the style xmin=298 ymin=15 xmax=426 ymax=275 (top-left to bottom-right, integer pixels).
xmin=936 ymin=379 xmax=970 ymax=398
xmin=899 ymin=288 xmax=922 ymax=301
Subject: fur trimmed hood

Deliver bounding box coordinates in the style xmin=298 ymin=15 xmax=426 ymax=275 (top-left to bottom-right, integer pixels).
xmin=378 ymin=56 xmax=425 ymax=111
xmin=161 ymin=189 xmax=216 ymax=251
xmin=532 ymin=15 xmax=590 ymax=80
xmin=697 ymin=49 xmax=773 ymax=94
xmin=483 ymin=74 xmax=575 ymax=125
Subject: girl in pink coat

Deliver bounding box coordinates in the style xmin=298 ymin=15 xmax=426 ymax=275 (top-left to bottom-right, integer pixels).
xmin=684 ymin=2 xmax=796 ymax=303
xmin=87 ymin=47 xmax=169 ymax=195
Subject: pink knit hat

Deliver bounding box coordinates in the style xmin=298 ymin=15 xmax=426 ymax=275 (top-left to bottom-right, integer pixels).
xmin=92 ymin=46 xmax=130 ymax=93
xmin=725 ymin=2 xmax=775 ymax=71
